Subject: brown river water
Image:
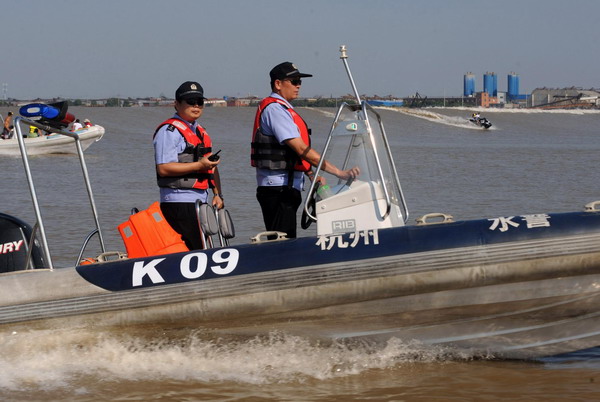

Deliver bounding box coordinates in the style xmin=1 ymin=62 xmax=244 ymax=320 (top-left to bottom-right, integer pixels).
xmin=0 ymin=105 xmax=599 ymax=400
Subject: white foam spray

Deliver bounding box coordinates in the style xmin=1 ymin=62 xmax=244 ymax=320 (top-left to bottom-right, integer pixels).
xmin=0 ymin=328 xmax=475 ymax=392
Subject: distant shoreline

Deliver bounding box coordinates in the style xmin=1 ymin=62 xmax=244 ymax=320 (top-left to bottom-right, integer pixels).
xmin=1 ymin=96 xmax=598 ymax=111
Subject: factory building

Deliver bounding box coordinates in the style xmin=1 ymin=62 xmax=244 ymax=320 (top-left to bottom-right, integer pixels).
xmin=530 ymin=87 xmax=600 ymax=108
xmin=408 ymin=72 xmax=598 ymax=109
xmin=464 ymin=72 xmax=526 ymax=107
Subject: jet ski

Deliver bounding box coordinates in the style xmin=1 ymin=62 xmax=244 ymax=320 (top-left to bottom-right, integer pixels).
xmin=469 ymin=115 xmax=492 ymax=129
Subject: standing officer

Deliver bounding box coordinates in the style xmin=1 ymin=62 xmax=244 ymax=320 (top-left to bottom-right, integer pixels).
xmin=154 ymin=81 xmax=223 ymax=249
xmin=251 ymin=62 xmax=359 ymax=238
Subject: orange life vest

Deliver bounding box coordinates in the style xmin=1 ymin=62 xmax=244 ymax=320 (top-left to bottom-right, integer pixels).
xmin=251 ymin=97 xmax=311 ymax=172
xmin=117 ymin=201 xmax=189 ymax=258
xmin=154 ymin=117 xmax=214 ymax=190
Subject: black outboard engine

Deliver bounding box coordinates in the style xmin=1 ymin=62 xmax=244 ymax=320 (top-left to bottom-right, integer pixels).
xmin=0 ymin=213 xmax=48 ymax=273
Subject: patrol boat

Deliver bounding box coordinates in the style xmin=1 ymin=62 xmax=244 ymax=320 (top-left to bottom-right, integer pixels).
xmin=1 ymin=47 xmax=600 ymax=360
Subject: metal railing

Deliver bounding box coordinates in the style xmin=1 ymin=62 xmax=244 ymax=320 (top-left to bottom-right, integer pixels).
xmin=13 ymin=116 xmax=106 ymax=269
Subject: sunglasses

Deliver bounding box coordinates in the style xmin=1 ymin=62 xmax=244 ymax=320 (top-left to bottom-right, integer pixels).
xmin=184 ymin=98 xmax=204 ymax=106
xmin=285 ymin=78 xmax=302 ymax=86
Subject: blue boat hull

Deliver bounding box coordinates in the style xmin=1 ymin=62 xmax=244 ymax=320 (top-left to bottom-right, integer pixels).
xmin=77 ymin=210 xmax=600 ymax=292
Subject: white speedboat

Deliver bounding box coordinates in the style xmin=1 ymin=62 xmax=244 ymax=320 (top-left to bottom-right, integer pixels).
xmin=1 ymin=47 xmax=600 ymax=360
xmin=0 ymin=125 xmax=104 ymax=156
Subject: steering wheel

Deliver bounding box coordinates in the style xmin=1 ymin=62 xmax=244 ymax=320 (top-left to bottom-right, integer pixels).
xmin=301 ymin=182 xmax=320 ymax=229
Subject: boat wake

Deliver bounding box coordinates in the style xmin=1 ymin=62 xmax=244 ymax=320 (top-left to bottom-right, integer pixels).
xmin=0 ymin=328 xmax=476 ymax=392
xmin=377 ymin=107 xmax=494 ymax=130
xmin=449 ymin=106 xmax=600 ymax=115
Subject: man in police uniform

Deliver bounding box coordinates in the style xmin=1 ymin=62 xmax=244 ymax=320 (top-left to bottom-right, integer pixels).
xmin=154 ymin=81 xmax=223 ymax=249
xmin=251 ymin=62 xmax=359 ymax=238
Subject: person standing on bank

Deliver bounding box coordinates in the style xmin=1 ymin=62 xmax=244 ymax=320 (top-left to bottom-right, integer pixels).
xmin=154 ymin=81 xmax=224 ymax=250
xmin=251 ymin=62 xmax=359 ymax=238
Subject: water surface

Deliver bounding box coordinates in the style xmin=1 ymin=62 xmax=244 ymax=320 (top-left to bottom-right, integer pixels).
xmin=1 ymin=105 xmax=599 ymax=400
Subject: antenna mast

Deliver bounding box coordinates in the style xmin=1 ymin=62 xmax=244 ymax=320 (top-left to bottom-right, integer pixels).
xmin=339 ymin=45 xmax=361 ymax=104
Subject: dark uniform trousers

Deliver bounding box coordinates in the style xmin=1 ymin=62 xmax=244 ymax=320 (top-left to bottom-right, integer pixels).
xmin=160 ymin=202 xmax=204 ymax=250
xmin=256 ymin=186 xmax=302 ymax=238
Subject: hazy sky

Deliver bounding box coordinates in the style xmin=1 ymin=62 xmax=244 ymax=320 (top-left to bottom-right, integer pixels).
xmin=1 ymin=0 xmax=598 ymax=100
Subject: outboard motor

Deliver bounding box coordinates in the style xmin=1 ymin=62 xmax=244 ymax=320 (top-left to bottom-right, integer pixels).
xmin=0 ymin=212 xmax=47 ymax=273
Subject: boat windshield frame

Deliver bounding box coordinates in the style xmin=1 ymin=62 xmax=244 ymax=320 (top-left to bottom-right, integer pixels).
xmin=303 ymin=100 xmax=409 ymax=225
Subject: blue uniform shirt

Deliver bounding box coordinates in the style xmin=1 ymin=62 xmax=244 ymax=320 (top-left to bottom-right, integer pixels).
xmin=154 ymin=113 xmax=208 ymax=203
xmin=255 ymin=93 xmax=305 ymax=191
